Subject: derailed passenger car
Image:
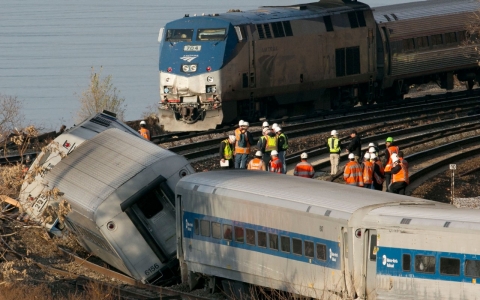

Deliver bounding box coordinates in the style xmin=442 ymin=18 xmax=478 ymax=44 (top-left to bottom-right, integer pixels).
xmin=19 ymin=113 xmax=195 ymax=283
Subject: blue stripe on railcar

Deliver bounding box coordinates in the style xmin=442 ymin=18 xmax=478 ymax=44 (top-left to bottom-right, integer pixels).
xmin=377 ymin=246 xmax=480 ymax=283
xmin=159 ymin=17 xmax=238 ymax=76
xmin=183 ymin=211 xmax=341 ymax=270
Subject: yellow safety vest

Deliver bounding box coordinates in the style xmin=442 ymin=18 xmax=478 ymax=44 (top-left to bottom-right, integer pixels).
xmin=328 ymin=137 xmax=341 ymax=153
xmin=265 ymin=135 xmax=278 ymax=152
xmin=223 ymin=139 xmax=233 ymax=160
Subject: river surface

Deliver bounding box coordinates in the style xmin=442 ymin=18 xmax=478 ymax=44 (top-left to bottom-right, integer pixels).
xmin=0 ymin=0 xmax=422 ymax=130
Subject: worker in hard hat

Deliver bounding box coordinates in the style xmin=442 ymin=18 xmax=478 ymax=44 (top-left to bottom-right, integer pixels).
xmin=262 ymin=121 xmax=270 ymax=131
xmin=268 ymin=150 xmax=283 ymax=173
xmin=362 ymin=152 xmax=374 ymax=189
xmin=247 ymin=151 xmax=266 ymax=171
xmin=294 ymin=152 xmax=315 ymax=178
xmin=139 ymin=120 xmax=150 ymax=140
xmin=370 ymin=153 xmax=385 ymax=191
xmin=367 ymin=142 xmax=378 ymax=157
xmin=257 ymin=126 xmax=278 ymax=167
xmin=219 ymin=135 xmax=236 ymax=169
xmin=384 ymin=137 xmax=399 ymax=192
xmin=346 ymin=130 xmax=361 ymax=162
xmin=275 ymin=126 xmax=288 ymax=174
xmin=327 ymin=129 xmax=341 ymax=175
xmin=389 ymin=153 xmax=409 ymax=194
xmin=235 ymin=120 xmax=254 ymax=169
xmin=344 ymin=153 xmax=363 ymax=187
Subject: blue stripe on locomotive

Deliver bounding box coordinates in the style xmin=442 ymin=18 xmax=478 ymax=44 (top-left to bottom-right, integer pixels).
xmin=159 ymin=17 xmax=238 ymax=76
xmin=183 ymin=211 xmax=341 ymax=270
xmin=377 ymin=246 xmax=480 ymax=283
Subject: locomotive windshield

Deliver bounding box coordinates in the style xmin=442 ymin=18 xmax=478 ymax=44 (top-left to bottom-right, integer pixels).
xmin=197 ymin=28 xmax=226 ymax=41
xmin=166 ymin=29 xmax=194 ymax=42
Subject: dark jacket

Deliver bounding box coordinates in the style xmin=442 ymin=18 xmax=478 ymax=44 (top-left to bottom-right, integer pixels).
xmin=346 ymin=135 xmax=361 ymax=157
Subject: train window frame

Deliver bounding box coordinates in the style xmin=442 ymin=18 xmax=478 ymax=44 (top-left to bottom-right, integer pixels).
xmin=200 ymin=220 xmax=210 ymax=237
xmin=369 ymin=235 xmax=377 ymax=261
xmin=256 ymin=24 xmax=265 ymax=39
xmin=444 ymin=32 xmax=457 ymax=44
xmin=440 ymin=257 xmax=460 ymax=276
xmin=323 ymin=16 xmax=334 ymax=32
xmin=281 ymin=236 xmax=291 ymax=253
xmin=194 ymin=219 xmax=199 ymax=235
xmin=465 ymin=259 xmax=480 ymax=277
xmin=402 ymin=254 xmax=411 ymax=272
xmin=246 ymin=228 xmax=255 ymax=245
xmin=196 ymin=28 xmax=227 ymax=41
xmin=282 ymin=21 xmax=293 ymax=36
xmin=223 ymin=224 xmax=232 ymax=241
xmin=263 ymin=24 xmax=273 ymax=39
xmin=457 ymin=31 xmax=467 ymax=43
xmin=348 ymin=12 xmax=359 ymax=29
xmin=316 ymin=243 xmax=327 ymax=261
xmin=415 ymin=36 xmax=429 ymax=49
xmin=136 ymin=188 xmax=164 ymax=219
xmin=431 ymin=34 xmax=443 ymax=46
xmin=166 ymin=29 xmax=194 ymax=42
xmin=305 ymin=241 xmax=314 ymax=258
xmin=402 ymin=38 xmax=415 ymax=52
xmin=415 ymin=255 xmax=436 ymax=274
xmin=292 ymin=238 xmax=302 ymax=256
xmin=271 ymin=22 xmax=285 ymax=38
xmin=356 ymin=11 xmax=366 ymax=27
xmin=234 ymin=226 xmax=244 ymax=243
xmin=269 ymin=233 xmax=279 ymax=251
xmin=212 ymin=222 xmax=221 ymax=239
xmin=258 ymin=231 xmax=267 ymax=248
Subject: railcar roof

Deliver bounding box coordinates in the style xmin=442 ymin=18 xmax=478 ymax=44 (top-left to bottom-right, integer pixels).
xmin=44 ymin=128 xmax=177 ymax=218
xmin=373 ymin=0 xmax=480 ymax=24
xmin=177 ymin=170 xmax=429 ymax=220
xmin=170 ymin=1 xmax=369 ymax=26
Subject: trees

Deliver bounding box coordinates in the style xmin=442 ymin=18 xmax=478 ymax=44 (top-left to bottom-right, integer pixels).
xmin=0 ymin=94 xmax=23 ymax=139
xmin=76 ymin=67 xmax=126 ymax=122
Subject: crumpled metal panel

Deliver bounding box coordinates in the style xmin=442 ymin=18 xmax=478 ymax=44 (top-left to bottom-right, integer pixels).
xmin=373 ymin=0 xmax=480 ymax=24
xmin=44 ymin=128 xmax=176 ymax=220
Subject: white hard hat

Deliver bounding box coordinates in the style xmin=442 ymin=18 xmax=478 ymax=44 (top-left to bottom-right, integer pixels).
xmin=272 ymin=123 xmax=279 ymax=129
xmin=364 ymin=152 xmax=370 ymax=159
xmin=270 ymin=150 xmax=278 ymax=156
xmin=140 ymin=120 xmax=146 ymax=125
xmin=300 ymin=152 xmax=308 ymax=159
xmin=228 ymin=135 xmax=236 ymax=142
xmin=262 ymin=121 xmax=269 ymax=128
xmin=243 ymin=121 xmax=249 ymax=127
xmin=274 ymin=126 xmax=281 ymax=133
xmin=331 ymin=130 xmax=338 ymax=136
xmin=370 ymin=153 xmax=377 ymax=160
xmin=368 ymin=142 xmax=375 ymax=147
xmin=369 ymin=147 xmax=376 ymax=153
xmin=239 ymin=120 xmax=244 ymax=126
xmin=348 ymin=153 xmax=355 ymax=159
xmin=255 ymin=150 xmax=263 ymax=157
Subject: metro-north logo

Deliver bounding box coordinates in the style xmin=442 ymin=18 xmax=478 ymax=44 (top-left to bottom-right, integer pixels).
xmin=180 ymin=55 xmax=198 ymax=62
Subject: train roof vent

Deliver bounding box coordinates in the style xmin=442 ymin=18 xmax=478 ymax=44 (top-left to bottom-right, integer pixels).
xmin=383 ymin=14 xmax=391 ymax=22
xmin=391 ymin=13 xmax=398 ymax=21
xmin=400 ymin=218 xmax=411 ymax=225
xmin=90 ymin=115 xmax=112 ymax=127
xmin=324 ymin=210 xmax=332 ymax=217
xmin=444 ymin=221 xmax=451 ymax=228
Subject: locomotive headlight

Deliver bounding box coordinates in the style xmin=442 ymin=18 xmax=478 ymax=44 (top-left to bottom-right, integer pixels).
xmin=163 ymin=86 xmax=173 ymax=94
xmin=182 ymin=65 xmax=190 ymax=72
xmin=182 ymin=64 xmax=197 ymax=73
xmin=190 ymin=65 xmax=197 ymax=72
xmin=207 ymin=76 xmax=213 ymax=82
xmin=211 ymin=86 xmax=217 ymax=93
xmin=206 ymin=85 xmax=217 ymax=94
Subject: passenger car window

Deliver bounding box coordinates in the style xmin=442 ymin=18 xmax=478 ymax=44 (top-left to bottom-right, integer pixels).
xmin=316 ymin=243 xmax=326 ymax=261
xmin=234 ymin=226 xmax=244 ymax=243
xmin=258 ymin=231 xmax=267 ymax=248
xmin=403 ymin=254 xmax=411 ymax=272
xmin=440 ymin=257 xmax=460 ymax=276
xmin=246 ymin=229 xmax=255 ymax=245
xmin=465 ymin=260 xmax=480 ymax=277
xmin=200 ymin=220 xmax=210 ymax=237
xmin=281 ymin=236 xmax=290 ymax=253
xmin=223 ymin=224 xmax=232 ymax=241
xmin=305 ymin=241 xmax=314 ymax=258
xmin=415 ymin=255 xmax=436 ymax=273
xmin=269 ymin=233 xmax=278 ymax=250
xmin=292 ymin=238 xmax=302 ymax=256
xmin=194 ymin=219 xmax=199 ymax=235
xmin=212 ymin=222 xmax=221 ymax=239
xmin=136 ymin=189 xmax=164 ymax=219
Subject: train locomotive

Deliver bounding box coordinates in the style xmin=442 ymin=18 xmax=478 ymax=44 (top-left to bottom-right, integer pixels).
xmin=176 ymin=170 xmax=480 ymax=299
xmin=158 ymin=0 xmax=480 ymax=131
xmin=19 ymin=112 xmax=195 ymax=283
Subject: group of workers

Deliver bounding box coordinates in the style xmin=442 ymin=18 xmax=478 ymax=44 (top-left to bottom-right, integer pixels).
xmin=220 ymin=123 xmax=408 ymax=194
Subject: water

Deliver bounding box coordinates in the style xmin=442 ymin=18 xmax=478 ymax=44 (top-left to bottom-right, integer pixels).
xmin=0 ymin=0 xmax=421 ymax=131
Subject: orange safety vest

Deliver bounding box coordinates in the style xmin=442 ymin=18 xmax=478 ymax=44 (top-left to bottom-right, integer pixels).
xmin=374 ymin=160 xmax=385 ymax=184
xmin=400 ymin=157 xmax=408 ymax=169
xmin=384 ymin=145 xmax=399 ymax=172
xmin=269 ymin=157 xmax=283 ymax=173
xmin=139 ymin=128 xmax=150 ymax=140
xmin=247 ymin=158 xmax=265 ymax=171
xmin=392 ymin=162 xmax=409 ymax=184
xmin=294 ymin=161 xmax=315 ymax=178
xmin=363 ymin=161 xmax=374 ymax=184
xmin=344 ymin=161 xmax=364 ymax=186
xmin=235 ymin=128 xmax=251 ymax=154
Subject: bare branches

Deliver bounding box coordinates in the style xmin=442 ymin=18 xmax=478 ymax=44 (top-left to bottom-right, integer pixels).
xmin=0 ymin=94 xmax=23 ymax=140
xmin=76 ymin=67 xmax=126 ymax=122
